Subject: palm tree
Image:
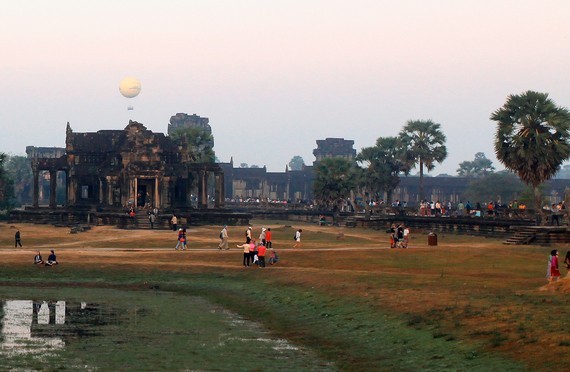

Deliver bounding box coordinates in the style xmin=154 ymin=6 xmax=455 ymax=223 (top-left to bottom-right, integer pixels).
xmin=398 ymin=120 xmax=447 ymax=201
xmin=491 ymin=90 xmax=570 ymax=215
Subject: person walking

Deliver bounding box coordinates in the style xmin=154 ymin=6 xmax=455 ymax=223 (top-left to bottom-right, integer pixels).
xmin=171 ymin=214 xmax=178 ymax=231
xmin=402 ymin=225 xmax=410 ymax=248
xmin=396 ymin=224 xmax=404 ymax=248
xmin=15 ymin=229 xmax=22 ymax=247
xmin=149 ymin=212 xmax=156 ymax=229
xmin=218 ymin=225 xmax=229 ymax=250
xmin=175 ymin=228 xmax=185 ymax=250
xmin=293 ymin=229 xmax=302 ymax=248
xmin=547 ymin=249 xmax=561 ymax=283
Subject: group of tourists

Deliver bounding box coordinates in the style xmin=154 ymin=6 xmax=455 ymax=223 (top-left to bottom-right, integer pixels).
xmin=388 ymin=224 xmax=410 ymax=248
xmin=546 ymin=249 xmax=570 ymax=283
xmin=236 ymin=226 xmax=279 ymax=268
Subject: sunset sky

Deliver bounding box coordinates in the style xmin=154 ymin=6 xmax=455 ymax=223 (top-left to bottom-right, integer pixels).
xmin=1 ymin=0 xmax=569 ymax=175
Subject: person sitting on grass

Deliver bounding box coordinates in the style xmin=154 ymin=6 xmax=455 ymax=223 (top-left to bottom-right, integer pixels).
xmin=33 ymin=251 xmax=44 ymax=265
xmin=45 ymin=250 xmax=58 ymax=266
xmin=268 ymin=248 xmax=279 ymax=265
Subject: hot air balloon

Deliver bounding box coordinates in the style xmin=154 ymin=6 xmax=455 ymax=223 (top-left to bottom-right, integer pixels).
xmin=119 ymin=77 xmax=141 ymax=110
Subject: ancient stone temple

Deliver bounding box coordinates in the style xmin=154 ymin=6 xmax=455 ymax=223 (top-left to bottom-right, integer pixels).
xmin=27 ymin=120 xmax=224 ymax=211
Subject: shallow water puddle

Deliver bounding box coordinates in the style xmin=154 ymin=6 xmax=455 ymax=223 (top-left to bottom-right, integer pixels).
xmin=0 ymin=293 xmax=335 ymax=370
xmin=0 ymin=300 xmax=122 ymax=357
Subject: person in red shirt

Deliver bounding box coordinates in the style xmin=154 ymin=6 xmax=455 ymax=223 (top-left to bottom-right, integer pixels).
xmin=265 ymin=228 xmax=272 ymax=249
xmin=257 ymin=243 xmax=267 ymax=267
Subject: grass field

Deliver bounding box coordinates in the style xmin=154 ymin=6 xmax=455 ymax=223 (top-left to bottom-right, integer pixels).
xmin=0 ymin=220 xmax=568 ymax=371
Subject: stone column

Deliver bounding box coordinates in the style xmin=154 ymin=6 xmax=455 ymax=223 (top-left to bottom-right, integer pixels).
xmin=198 ymin=170 xmax=208 ymax=209
xmin=133 ymin=177 xmax=138 ymax=208
xmin=214 ymin=171 xmax=224 ymax=208
xmin=32 ymin=161 xmax=39 ymax=208
xmin=49 ymin=170 xmax=57 ymax=208
xmin=155 ymin=177 xmax=159 ymax=209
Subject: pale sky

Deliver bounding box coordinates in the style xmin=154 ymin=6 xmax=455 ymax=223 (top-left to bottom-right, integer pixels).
xmin=1 ymin=0 xmax=569 ymax=175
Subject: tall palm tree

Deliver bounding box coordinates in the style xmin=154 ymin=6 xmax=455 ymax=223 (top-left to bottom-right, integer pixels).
xmin=491 ymin=90 xmax=570 ymax=215
xmin=398 ymin=120 xmax=447 ymax=202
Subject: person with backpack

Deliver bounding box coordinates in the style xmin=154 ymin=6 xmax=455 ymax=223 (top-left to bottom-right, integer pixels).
xmin=175 ymin=228 xmax=186 ymax=250
xmin=245 ymin=226 xmax=252 ymax=244
xmin=218 ymin=225 xmax=229 ymax=250
xmin=293 ymin=229 xmax=302 ymax=248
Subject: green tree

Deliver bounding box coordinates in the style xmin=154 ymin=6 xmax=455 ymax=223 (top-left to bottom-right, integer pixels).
xmin=399 ymin=120 xmax=447 ymax=201
xmin=3 ymin=155 xmax=33 ymax=206
xmin=313 ymin=157 xmax=357 ymax=211
xmin=356 ymin=136 xmax=408 ymax=204
xmin=0 ymin=153 xmax=15 ymax=210
xmin=462 ymin=171 xmax=524 ymax=205
xmin=491 ymin=90 xmax=570 ymax=215
xmin=169 ymin=126 xmax=215 ymax=163
xmin=288 ymin=155 xmax=305 ymax=171
xmin=457 ymin=152 xmax=495 ymax=177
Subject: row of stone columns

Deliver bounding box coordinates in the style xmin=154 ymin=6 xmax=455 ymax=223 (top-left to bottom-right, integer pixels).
xmin=31 ymin=164 xmax=65 ymax=208
xmin=30 ymin=164 xmax=225 ymax=210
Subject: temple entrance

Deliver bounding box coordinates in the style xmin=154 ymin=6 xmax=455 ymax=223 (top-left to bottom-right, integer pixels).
xmin=136 ymin=185 xmax=147 ymax=208
xmin=136 ymin=178 xmax=156 ymax=209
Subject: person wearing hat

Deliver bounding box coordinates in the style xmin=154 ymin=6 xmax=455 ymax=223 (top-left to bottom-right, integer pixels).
xmin=218 ymin=225 xmax=229 ymax=250
xmin=175 ymin=228 xmax=185 ymax=250
xmin=258 ymin=227 xmax=267 ymax=246
xmin=245 ymin=226 xmax=252 ymax=244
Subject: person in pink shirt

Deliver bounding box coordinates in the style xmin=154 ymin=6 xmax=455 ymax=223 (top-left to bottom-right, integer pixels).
xmin=547 ymin=249 xmax=561 ymax=283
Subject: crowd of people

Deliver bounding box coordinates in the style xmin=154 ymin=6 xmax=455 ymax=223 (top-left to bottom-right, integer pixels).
xmin=12 ymin=211 xmax=570 ymax=282
xmin=235 ymin=225 xmax=281 ymax=268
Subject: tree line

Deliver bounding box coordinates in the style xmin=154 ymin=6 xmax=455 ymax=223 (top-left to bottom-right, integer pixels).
xmin=312 ymin=90 xmax=570 ymax=215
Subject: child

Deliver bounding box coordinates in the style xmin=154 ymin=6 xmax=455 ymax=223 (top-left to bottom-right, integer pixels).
xmin=268 ymin=249 xmax=279 ymax=265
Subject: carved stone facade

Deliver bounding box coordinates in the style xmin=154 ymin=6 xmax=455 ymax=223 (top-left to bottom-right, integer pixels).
xmin=27 ymin=121 xmax=224 ymax=210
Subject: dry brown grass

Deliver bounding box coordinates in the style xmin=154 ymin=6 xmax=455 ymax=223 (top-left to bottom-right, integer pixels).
xmin=1 ymin=221 xmax=569 ymax=368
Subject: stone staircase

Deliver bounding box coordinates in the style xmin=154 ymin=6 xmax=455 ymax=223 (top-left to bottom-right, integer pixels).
xmin=503 ymin=227 xmax=537 ymax=245
xmin=126 ymin=212 xmax=169 ymax=229
xmin=504 ymin=226 xmax=570 ymax=245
